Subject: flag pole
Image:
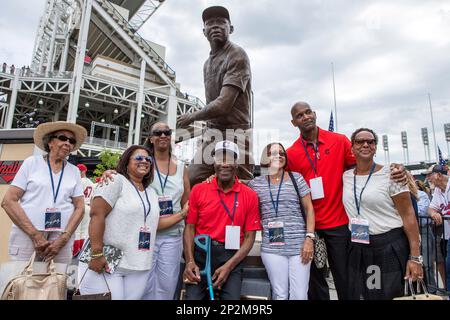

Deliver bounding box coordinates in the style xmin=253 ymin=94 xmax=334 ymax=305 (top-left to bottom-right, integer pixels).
xmin=428 ymin=93 xmax=438 ymax=163
xmin=331 ymin=62 xmax=338 ymax=132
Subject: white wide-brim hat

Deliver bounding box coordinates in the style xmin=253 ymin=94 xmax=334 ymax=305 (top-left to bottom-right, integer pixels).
xmin=33 ymin=121 xmax=87 ymax=152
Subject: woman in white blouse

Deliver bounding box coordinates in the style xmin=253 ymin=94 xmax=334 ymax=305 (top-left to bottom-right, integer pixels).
xmin=342 ymin=128 xmax=423 ymax=300
xmin=79 ymin=145 xmax=172 ymax=300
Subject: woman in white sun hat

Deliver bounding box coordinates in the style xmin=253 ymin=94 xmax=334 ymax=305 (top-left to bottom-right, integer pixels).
xmin=2 ymin=121 xmax=87 ymax=264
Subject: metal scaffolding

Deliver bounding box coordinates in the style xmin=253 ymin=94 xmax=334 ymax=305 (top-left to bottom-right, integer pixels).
xmin=0 ymin=0 xmax=204 ymax=156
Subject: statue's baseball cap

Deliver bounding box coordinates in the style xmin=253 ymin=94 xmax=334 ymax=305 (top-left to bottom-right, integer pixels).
xmin=202 ymin=6 xmax=230 ymax=23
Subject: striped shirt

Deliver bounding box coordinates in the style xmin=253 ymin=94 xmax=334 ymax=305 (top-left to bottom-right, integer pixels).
xmin=248 ymin=172 xmax=310 ymax=256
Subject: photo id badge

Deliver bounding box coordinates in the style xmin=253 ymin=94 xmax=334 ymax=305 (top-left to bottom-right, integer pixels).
xmin=225 ymin=225 xmax=241 ymax=250
xmin=45 ymin=208 xmax=61 ymax=231
xmin=268 ymin=221 xmax=285 ymax=246
xmin=310 ymin=177 xmax=325 ymax=200
xmin=138 ymin=227 xmax=151 ymax=251
xmin=351 ymin=218 xmax=370 ymax=244
xmin=158 ymin=195 xmax=174 ymax=216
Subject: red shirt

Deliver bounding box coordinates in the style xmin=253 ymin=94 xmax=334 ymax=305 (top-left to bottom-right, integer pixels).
xmin=186 ymin=177 xmax=262 ymax=244
xmin=286 ymin=127 xmax=356 ymax=230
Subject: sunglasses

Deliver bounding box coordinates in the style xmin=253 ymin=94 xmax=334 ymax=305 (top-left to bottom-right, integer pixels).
xmin=152 ymin=129 xmax=172 ymax=137
xmin=51 ymin=134 xmax=77 ymax=145
xmin=134 ymin=155 xmax=153 ymax=163
xmin=354 ymin=139 xmax=376 ymax=146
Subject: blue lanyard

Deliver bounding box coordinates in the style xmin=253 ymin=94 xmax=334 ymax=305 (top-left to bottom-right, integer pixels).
xmin=267 ymin=170 xmax=284 ymax=217
xmin=47 ymin=156 xmax=65 ymax=205
xmin=153 ymin=157 xmax=170 ymax=195
xmin=301 ymin=138 xmax=319 ymax=177
xmin=217 ymin=190 xmax=238 ymax=225
xmin=131 ymin=182 xmax=151 ymax=225
xmin=353 ymin=163 xmax=376 ymax=216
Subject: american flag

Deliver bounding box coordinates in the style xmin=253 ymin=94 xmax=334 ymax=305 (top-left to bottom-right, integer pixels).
xmin=328 ymin=111 xmax=334 ymax=132
xmin=438 ymin=146 xmax=446 ymax=166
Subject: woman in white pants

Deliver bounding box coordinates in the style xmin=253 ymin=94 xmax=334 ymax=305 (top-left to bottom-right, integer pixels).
xmin=248 ymin=143 xmax=315 ymax=300
xmin=101 ymin=123 xmax=190 ymax=300
xmin=142 ymin=122 xmax=190 ymax=300
xmin=79 ymin=145 xmax=161 ymax=300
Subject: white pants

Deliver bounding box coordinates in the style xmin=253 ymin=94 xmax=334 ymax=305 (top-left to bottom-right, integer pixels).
xmin=8 ymin=227 xmax=73 ymax=264
xmin=261 ymin=252 xmax=311 ymax=300
xmin=142 ymin=235 xmax=183 ymax=300
xmin=78 ymin=262 xmax=150 ymax=300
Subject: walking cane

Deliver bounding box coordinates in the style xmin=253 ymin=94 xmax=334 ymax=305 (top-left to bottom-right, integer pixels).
xmin=194 ymin=234 xmax=214 ymax=300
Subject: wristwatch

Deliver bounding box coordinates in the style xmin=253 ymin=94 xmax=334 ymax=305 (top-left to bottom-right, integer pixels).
xmin=409 ymin=255 xmax=423 ymax=265
xmin=306 ymin=233 xmax=316 ymax=240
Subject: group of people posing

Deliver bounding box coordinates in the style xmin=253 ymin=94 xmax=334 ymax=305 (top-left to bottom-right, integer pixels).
xmin=4 ymin=99 xmax=446 ymax=300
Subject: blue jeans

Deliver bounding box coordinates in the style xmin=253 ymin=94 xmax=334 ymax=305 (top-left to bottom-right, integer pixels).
xmin=446 ymin=240 xmax=450 ymax=291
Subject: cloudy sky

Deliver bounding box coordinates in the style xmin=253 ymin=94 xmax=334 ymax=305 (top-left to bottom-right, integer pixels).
xmin=1 ymin=0 xmax=450 ymax=165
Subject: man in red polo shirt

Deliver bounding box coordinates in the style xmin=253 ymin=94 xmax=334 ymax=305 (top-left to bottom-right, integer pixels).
xmin=183 ymin=140 xmax=261 ymax=300
xmin=286 ymin=101 xmax=354 ymax=300
xmin=287 ymin=101 xmax=405 ymax=300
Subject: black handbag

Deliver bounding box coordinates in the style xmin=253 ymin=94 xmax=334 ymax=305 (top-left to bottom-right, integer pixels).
xmin=72 ymin=268 xmax=112 ymax=300
xmin=288 ymin=171 xmax=328 ymax=269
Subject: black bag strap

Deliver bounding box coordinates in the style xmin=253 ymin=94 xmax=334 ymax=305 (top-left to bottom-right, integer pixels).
xmin=288 ymin=171 xmax=306 ymax=222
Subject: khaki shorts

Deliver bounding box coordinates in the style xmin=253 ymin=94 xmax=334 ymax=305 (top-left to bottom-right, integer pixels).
xmin=8 ymin=227 xmax=74 ymax=264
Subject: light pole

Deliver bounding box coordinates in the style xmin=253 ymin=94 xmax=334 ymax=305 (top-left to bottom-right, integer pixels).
xmin=382 ymin=134 xmax=389 ymax=164
xmin=421 ymin=127 xmax=430 ymax=162
xmin=444 ymin=123 xmax=450 ymax=157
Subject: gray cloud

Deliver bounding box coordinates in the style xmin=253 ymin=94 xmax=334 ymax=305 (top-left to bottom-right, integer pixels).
xmin=1 ymin=0 xmax=449 ymax=165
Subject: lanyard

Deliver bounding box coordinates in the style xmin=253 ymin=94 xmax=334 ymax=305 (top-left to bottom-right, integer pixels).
xmin=353 ymin=163 xmax=376 ymax=216
xmin=131 ymin=182 xmax=152 ymax=225
xmin=154 ymin=156 xmax=170 ymax=195
xmin=267 ymin=170 xmax=285 ymax=217
xmin=47 ymin=156 xmax=65 ymax=205
xmin=301 ymin=138 xmax=319 ymax=177
xmin=217 ymin=190 xmax=238 ymax=225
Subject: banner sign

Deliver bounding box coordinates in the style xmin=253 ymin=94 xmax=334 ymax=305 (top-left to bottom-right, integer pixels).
xmin=0 ymin=161 xmax=23 ymax=184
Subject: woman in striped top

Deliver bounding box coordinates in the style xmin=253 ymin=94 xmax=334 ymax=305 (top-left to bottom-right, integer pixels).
xmin=248 ymin=142 xmax=315 ymax=300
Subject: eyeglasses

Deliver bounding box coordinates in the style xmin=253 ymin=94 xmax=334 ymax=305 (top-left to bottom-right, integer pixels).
xmin=51 ymin=134 xmax=77 ymax=145
xmin=152 ymin=129 xmax=172 ymax=137
xmin=354 ymin=139 xmax=376 ymax=147
xmin=134 ymin=155 xmax=153 ymax=163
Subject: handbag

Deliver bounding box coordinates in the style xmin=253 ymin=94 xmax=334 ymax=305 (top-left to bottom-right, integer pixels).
xmin=288 ymin=171 xmax=328 ymax=269
xmin=1 ymin=252 xmax=67 ymax=300
xmin=72 ymin=268 xmax=111 ymax=300
xmin=394 ymin=278 xmax=443 ymax=300
xmin=78 ymin=239 xmax=123 ymax=274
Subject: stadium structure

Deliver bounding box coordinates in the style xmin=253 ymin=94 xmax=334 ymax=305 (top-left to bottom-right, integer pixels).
xmin=0 ymin=0 xmax=204 ymax=157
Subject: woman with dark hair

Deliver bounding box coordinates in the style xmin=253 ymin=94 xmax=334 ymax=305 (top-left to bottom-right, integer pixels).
xmin=247 ymin=142 xmax=315 ymax=300
xmin=78 ymin=145 xmax=160 ymax=300
xmin=343 ymin=128 xmax=423 ymax=300
xmin=142 ymin=122 xmax=190 ymax=300
xmin=2 ymin=121 xmax=86 ymax=264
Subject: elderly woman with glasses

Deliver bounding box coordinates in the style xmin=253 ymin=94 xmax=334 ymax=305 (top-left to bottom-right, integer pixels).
xmin=2 ymin=121 xmax=87 ymax=264
xmin=247 ymin=142 xmax=315 ymax=300
xmin=342 ymin=128 xmax=423 ymax=300
xmin=78 ymin=145 xmax=162 ymax=300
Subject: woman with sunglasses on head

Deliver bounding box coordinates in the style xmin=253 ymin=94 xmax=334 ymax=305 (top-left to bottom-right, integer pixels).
xmin=141 ymin=122 xmax=190 ymax=300
xmin=78 ymin=145 xmax=161 ymax=300
xmin=342 ymin=128 xmax=423 ymax=300
xmin=247 ymin=143 xmax=315 ymax=300
xmin=2 ymin=121 xmax=87 ymax=265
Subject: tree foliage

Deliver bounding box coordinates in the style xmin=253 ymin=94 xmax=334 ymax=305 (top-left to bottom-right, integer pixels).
xmin=93 ymin=149 xmax=121 ymax=179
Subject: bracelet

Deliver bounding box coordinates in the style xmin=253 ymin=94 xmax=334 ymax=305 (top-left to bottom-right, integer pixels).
xmin=186 ymin=261 xmax=195 ymax=265
xmin=91 ymin=252 xmax=104 ymax=258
